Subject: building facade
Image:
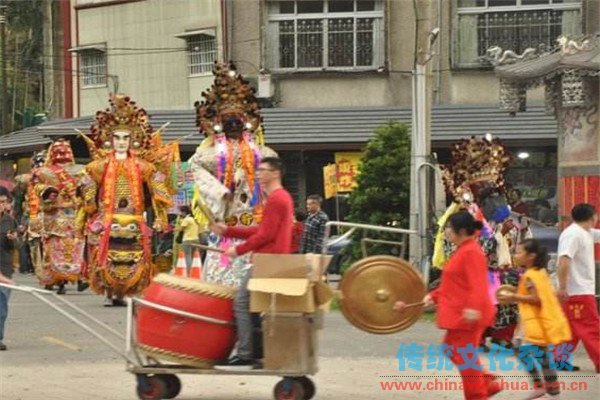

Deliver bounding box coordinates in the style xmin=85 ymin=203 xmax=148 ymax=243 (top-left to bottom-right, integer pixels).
xmin=4 ymin=0 xmax=597 ymax=221
xmin=69 ymin=0 xmax=225 ymax=116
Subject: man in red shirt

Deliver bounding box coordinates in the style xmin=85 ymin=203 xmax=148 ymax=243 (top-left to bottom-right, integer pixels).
xmin=210 ymin=157 xmax=293 ymax=370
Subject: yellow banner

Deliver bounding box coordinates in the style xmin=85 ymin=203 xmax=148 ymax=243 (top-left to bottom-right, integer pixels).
xmin=335 ymin=152 xmax=362 ymax=192
xmin=323 ymin=164 xmax=338 ymax=200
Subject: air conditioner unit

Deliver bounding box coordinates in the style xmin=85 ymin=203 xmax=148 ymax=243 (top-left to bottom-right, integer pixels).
xmin=257 ymin=74 xmax=274 ymax=98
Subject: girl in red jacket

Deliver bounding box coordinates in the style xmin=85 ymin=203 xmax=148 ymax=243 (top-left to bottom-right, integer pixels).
xmin=398 ymin=211 xmax=497 ymax=399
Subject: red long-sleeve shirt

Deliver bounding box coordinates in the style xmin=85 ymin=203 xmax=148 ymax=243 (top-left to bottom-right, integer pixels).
xmin=225 ymin=188 xmax=293 ymax=255
xmin=430 ymin=238 xmax=495 ymax=330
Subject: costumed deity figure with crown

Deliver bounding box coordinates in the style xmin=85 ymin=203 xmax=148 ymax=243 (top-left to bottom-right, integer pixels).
xmin=13 ymin=150 xmax=46 ymax=278
xmin=26 ymin=140 xmax=88 ymax=294
xmin=433 ymin=135 xmax=527 ymax=348
xmin=77 ymin=95 xmax=176 ymax=306
xmin=188 ymin=62 xmax=276 ymax=287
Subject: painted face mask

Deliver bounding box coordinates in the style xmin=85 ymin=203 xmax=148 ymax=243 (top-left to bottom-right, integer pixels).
xmin=480 ymin=187 xmax=510 ymax=223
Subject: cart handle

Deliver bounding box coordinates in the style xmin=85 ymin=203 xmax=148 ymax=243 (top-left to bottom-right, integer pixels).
xmin=132 ymin=297 xmax=234 ymax=326
xmin=0 ymin=282 xmax=125 ymax=340
xmin=0 ymin=282 xmax=52 ymax=294
xmin=0 ymin=282 xmax=137 ymax=365
xmin=322 ymin=221 xmax=417 ymax=254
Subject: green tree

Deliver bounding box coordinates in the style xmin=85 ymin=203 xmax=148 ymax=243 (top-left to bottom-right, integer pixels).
xmin=341 ymin=122 xmax=411 ymax=272
xmin=2 ymin=0 xmax=44 ymax=133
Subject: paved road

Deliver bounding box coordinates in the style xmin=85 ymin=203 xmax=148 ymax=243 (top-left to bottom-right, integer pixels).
xmin=0 ymin=274 xmax=598 ymax=400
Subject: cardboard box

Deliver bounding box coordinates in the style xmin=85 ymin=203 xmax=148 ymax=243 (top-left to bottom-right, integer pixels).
xmin=262 ymin=313 xmax=318 ymax=373
xmin=248 ymin=253 xmax=333 ymax=313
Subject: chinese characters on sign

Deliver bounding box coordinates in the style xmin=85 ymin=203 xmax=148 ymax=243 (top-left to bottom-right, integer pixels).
xmin=396 ymin=342 xmax=575 ymax=372
xmin=334 ymin=152 xmax=362 ymax=192
xmin=323 ymin=163 xmax=338 ymax=200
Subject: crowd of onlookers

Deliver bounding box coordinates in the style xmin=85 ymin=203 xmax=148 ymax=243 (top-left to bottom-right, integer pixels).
xmin=170 ymin=193 xmax=331 ymax=272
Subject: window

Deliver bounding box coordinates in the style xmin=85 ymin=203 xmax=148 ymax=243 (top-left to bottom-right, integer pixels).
xmin=266 ymin=0 xmax=384 ymax=71
xmin=187 ymin=33 xmax=217 ymax=75
xmin=80 ymin=50 xmax=107 ymax=87
xmin=454 ymin=0 xmax=582 ymax=68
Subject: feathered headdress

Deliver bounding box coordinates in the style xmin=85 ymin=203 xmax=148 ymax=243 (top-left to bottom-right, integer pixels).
xmin=89 ymin=94 xmax=154 ymax=151
xmin=442 ymin=135 xmax=512 ymax=202
xmin=194 ymin=62 xmax=262 ymax=137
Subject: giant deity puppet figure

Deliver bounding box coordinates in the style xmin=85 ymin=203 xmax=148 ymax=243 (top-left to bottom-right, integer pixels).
xmin=188 ymin=62 xmax=276 ymax=287
xmin=25 ymin=140 xmax=89 ymax=294
xmin=78 ymin=94 xmax=177 ymax=306
xmin=433 ymin=135 xmax=527 ymax=348
xmin=13 ymin=150 xmax=46 ymax=279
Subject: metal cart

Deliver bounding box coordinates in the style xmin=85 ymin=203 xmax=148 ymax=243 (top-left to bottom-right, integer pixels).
xmin=0 ymin=221 xmax=419 ymax=400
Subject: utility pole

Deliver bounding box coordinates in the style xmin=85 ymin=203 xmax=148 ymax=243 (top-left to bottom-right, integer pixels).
xmin=0 ymin=2 xmax=8 ymax=136
xmin=409 ymin=0 xmax=438 ymax=282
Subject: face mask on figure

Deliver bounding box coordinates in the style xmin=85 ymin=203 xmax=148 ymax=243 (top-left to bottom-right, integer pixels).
xmin=112 ymin=130 xmax=131 ymax=159
xmin=49 ymin=140 xmax=74 ymax=165
xmin=222 ymin=116 xmax=244 ymax=140
xmin=478 ymin=186 xmax=510 ymax=224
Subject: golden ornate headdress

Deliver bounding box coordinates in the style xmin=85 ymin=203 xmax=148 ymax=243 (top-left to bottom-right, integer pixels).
xmin=195 ymin=62 xmax=261 ymax=137
xmin=89 ymin=94 xmax=154 ymax=150
xmin=442 ymin=135 xmax=511 ymax=201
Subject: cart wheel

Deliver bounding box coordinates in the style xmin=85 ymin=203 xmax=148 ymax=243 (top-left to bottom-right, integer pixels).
xmin=274 ymin=378 xmax=305 ymax=400
xmin=136 ymin=375 xmax=167 ymax=400
xmin=156 ymin=374 xmax=182 ymax=399
xmin=295 ymin=376 xmax=316 ymax=400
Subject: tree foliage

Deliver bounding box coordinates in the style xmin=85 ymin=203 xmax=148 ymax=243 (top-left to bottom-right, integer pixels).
xmin=341 ymin=122 xmax=411 ymax=271
xmin=1 ymin=0 xmax=44 ymax=133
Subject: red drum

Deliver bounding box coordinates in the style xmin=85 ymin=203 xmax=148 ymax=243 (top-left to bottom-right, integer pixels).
xmin=136 ymin=274 xmax=237 ymax=367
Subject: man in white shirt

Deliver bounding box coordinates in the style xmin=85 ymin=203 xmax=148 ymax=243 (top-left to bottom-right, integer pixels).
xmin=557 ymin=203 xmax=600 ymax=373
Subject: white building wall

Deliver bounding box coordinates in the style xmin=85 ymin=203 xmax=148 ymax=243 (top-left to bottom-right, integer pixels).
xmin=74 ymin=0 xmax=222 ymax=116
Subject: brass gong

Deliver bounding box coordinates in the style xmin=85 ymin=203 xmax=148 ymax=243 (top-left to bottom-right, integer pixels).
xmin=339 ymin=255 xmax=426 ymax=334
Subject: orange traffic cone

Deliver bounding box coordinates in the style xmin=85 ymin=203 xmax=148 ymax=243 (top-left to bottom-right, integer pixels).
xmin=174 ymin=250 xmax=187 ymax=277
xmin=190 ymin=249 xmax=202 ymax=280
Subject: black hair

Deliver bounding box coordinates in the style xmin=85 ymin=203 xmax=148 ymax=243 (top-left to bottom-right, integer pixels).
xmin=294 ymin=209 xmax=306 ymax=222
xmin=179 ymin=205 xmax=192 ymax=216
xmin=519 ymin=238 xmax=550 ymax=269
xmin=447 ymin=211 xmax=484 ymax=236
xmin=261 ymin=157 xmax=286 ymax=177
xmin=571 ymin=203 xmax=596 ymax=223
xmin=307 ymin=194 xmax=323 ymax=205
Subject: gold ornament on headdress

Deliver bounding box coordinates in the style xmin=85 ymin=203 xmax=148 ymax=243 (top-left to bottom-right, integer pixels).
xmin=441 ymin=135 xmax=512 ymax=202
xmin=88 ymin=94 xmax=154 ymax=151
xmin=194 ymin=62 xmax=262 ymax=136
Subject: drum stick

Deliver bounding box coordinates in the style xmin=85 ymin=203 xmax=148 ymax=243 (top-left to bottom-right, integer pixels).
xmin=190 ymin=243 xmax=224 ymax=253
xmin=402 ymin=301 xmax=424 ymax=309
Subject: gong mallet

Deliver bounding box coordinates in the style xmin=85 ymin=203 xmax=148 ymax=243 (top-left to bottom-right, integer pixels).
xmin=392 ymin=300 xmax=425 ymax=311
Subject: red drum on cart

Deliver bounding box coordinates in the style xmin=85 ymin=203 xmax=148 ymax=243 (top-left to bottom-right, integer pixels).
xmin=135 ymin=274 xmax=236 ymax=367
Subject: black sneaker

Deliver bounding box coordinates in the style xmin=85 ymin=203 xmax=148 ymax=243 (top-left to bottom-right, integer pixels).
xmin=56 ymin=285 xmax=66 ymax=295
xmin=77 ymin=281 xmax=89 ymax=292
xmin=0 ymin=342 xmax=6 ymax=351
xmin=214 ymin=356 xmax=256 ymax=371
xmin=562 ymin=361 xmax=581 ymax=371
xmin=112 ymin=298 xmax=127 ymax=307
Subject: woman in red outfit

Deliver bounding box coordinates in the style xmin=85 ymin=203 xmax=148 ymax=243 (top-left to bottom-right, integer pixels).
xmin=398 ymin=211 xmax=497 ymax=399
